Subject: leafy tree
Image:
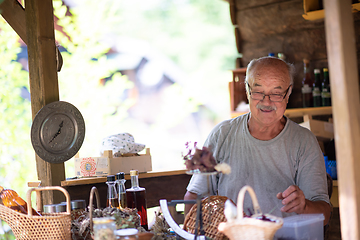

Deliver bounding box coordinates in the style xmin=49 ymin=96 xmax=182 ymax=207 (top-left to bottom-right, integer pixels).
xmin=0 ymin=0 xmax=236 ymax=227
xmin=0 ymin=17 xmax=34 ymax=239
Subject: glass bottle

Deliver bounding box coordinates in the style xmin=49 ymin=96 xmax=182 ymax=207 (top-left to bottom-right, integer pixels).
xmin=115 ymin=172 xmax=127 ymax=209
xmin=0 ymin=186 xmax=41 ymax=216
xmin=126 ymin=170 xmax=148 ymax=230
xmin=312 ymin=69 xmax=322 ymax=107
xmin=93 ymin=217 xmax=116 ymax=240
xmin=302 ymin=59 xmax=313 ymax=108
xmin=277 ymin=53 xmax=286 ymax=61
xmin=106 ymin=175 xmax=119 ymax=208
xmin=322 ymin=68 xmax=331 ymax=106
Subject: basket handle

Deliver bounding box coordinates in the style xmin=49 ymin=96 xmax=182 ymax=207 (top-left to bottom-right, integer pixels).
xmin=237 ymin=185 xmax=262 ymax=219
xmin=26 ymin=186 xmax=71 ymax=217
xmin=89 ymin=186 xmax=101 ymax=231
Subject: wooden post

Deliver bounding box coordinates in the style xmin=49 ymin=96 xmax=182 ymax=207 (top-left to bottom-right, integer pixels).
xmin=0 ymin=0 xmax=63 ymax=71
xmin=324 ymin=0 xmax=360 ymax=239
xmin=25 ymin=0 xmax=65 ymax=204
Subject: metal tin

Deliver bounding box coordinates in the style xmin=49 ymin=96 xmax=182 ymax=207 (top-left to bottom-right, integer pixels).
xmin=55 ymin=203 xmax=67 ymax=212
xmin=71 ymin=199 xmax=86 ymax=210
xmin=43 ymin=203 xmax=67 ymax=213
xmin=43 ymin=204 xmax=58 ymax=213
xmin=61 ymin=199 xmax=86 ymax=210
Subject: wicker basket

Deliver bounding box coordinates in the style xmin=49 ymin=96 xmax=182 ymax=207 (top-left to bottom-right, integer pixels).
xmin=218 ymin=185 xmax=283 ymax=240
xmin=0 ymin=186 xmax=72 ymax=240
xmin=183 ymin=195 xmax=231 ymax=240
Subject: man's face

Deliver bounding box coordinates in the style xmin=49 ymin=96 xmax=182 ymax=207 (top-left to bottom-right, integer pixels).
xmin=248 ymin=63 xmax=291 ymax=127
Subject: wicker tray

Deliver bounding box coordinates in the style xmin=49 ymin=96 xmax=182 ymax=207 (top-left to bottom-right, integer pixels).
xmin=0 ymin=186 xmax=71 ymax=240
xmin=183 ymin=195 xmax=231 ymax=240
xmin=218 ymin=185 xmax=283 ymax=240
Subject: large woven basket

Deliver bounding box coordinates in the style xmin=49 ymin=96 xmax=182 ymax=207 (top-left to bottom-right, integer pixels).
xmin=0 ymin=186 xmax=71 ymax=240
xmin=218 ymin=185 xmax=283 ymax=240
xmin=183 ymin=195 xmax=231 ymax=240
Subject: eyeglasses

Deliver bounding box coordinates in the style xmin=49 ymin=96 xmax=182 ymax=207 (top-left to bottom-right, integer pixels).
xmin=246 ymin=82 xmax=292 ymax=102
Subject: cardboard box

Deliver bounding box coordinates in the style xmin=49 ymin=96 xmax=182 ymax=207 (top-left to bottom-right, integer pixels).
xmin=74 ymin=148 xmax=152 ymax=177
xmin=274 ymin=214 xmax=324 ymax=240
xmin=300 ymin=119 xmax=334 ymax=140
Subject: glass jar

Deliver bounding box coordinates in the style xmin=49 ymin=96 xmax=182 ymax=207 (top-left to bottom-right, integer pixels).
xmin=114 ymin=228 xmax=138 ymax=240
xmin=93 ymin=217 xmax=116 ymax=240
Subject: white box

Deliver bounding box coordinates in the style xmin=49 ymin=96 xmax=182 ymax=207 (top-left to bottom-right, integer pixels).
xmin=274 ymin=214 xmax=324 ymax=240
xmin=74 ymin=148 xmax=152 ymax=177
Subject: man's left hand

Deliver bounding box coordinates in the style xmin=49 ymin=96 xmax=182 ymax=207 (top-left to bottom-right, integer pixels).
xmin=276 ymin=185 xmax=306 ymax=214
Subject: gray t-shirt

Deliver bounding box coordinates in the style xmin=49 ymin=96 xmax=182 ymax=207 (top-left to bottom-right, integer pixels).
xmin=186 ymin=113 xmax=330 ymax=218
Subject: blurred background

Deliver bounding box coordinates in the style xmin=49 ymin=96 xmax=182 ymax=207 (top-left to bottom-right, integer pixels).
xmin=0 ymin=0 xmax=237 ymax=226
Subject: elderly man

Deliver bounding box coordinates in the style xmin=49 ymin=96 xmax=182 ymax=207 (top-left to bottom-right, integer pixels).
xmin=184 ymin=56 xmax=331 ymax=225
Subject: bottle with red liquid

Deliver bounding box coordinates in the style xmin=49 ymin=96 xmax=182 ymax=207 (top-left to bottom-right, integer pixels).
xmin=106 ymin=175 xmax=119 ymax=208
xmin=302 ymin=59 xmax=314 ymax=108
xmin=0 ymin=186 xmax=41 ymax=216
xmin=126 ymin=170 xmax=148 ymax=230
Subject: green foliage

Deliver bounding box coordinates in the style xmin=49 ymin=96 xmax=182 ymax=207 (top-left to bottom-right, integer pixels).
xmin=53 ymin=0 xmax=135 ymax=167
xmin=0 ymin=19 xmax=36 ymax=195
xmin=0 ymin=0 xmax=236 ymax=195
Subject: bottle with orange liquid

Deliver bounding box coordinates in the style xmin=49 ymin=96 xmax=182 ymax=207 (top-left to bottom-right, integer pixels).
xmin=106 ymin=175 xmax=119 ymax=208
xmin=0 ymin=186 xmax=41 ymax=216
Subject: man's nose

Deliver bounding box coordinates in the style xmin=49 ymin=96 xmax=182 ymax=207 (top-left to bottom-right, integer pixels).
xmin=262 ymin=95 xmax=272 ymax=103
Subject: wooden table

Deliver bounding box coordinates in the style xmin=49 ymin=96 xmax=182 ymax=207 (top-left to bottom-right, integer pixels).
xmin=60 ymin=170 xmax=191 ymax=209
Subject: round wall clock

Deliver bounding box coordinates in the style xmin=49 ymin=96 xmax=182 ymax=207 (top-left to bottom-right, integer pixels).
xmin=31 ymin=101 xmax=86 ymax=164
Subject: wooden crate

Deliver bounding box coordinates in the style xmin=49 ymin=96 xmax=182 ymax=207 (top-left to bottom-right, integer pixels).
xmin=74 ymin=148 xmax=152 ymax=177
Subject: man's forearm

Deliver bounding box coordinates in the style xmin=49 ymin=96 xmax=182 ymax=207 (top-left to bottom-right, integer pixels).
xmin=184 ymin=191 xmax=197 ymax=216
xmin=304 ymin=199 xmax=332 ymax=225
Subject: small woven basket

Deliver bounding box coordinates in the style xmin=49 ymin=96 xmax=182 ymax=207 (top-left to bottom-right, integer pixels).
xmin=0 ymin=186 xmax=71 ymax=240
xmin=218 ymin=185 xmax=283 ymax=240
xmin=183 ymin=195 xmax=231 ymax=240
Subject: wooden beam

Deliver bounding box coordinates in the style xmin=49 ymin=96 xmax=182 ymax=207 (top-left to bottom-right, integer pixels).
xmin=324 ymin=0 xmax=360 ymax=239
xmin=0 ymin=0 xmax=63 ymax=71
xmin=25 ymin=0 xmax=65 ymax=204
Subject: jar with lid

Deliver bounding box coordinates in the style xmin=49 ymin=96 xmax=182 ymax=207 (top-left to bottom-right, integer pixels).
xmin=114 ymin=228 xmax=138 ymax=240
xmin=93 ymin=217 xmax=116 ymax=240
xmin=61 ymin=199 xmax=86 ymax=221
xmin=43 ymin=203 xmax=67 ymax=213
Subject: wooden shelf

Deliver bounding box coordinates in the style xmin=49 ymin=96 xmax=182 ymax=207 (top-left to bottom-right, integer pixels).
xmin=59 ymin=169 xmax=190 ymax=209
xmin=61 ymin=169 xmax=187 ymax=187
xmin=302 ymin=1 xmax=360 ymax=21
xmin=231 ymin=106 xmax=332 ymax=119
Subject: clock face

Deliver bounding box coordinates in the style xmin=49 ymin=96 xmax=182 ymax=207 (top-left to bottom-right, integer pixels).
xmin=31 ymin=101 xmax=85 ymax=164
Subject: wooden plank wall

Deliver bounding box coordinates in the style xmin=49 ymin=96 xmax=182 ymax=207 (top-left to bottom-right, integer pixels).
xmin=232 ymin=0 xmax=360 ymax=108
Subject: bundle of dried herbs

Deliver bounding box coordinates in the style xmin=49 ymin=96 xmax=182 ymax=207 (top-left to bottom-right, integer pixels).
xmin=149 ymin=211 xmax=177 ymax=240
xmin=71 ymin=207 xmax=144 ymax=240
